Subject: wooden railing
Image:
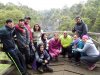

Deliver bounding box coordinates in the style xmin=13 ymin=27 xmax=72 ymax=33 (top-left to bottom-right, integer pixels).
xmin=0 ymin=31 xmax=100 ymax=75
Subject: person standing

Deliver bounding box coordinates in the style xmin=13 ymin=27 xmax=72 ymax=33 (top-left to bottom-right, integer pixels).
xmin=0 ymin=19 xmax=30 ymax=75
xmin=32 ymin=24 xmax=43 ymax=49
xmin=24 ymin=16 xmax=35 ymax=65
xmin=15 ymin=19 xmax=31 ymax=69
xmin=72 ymin=16 xmax=88 ymax=38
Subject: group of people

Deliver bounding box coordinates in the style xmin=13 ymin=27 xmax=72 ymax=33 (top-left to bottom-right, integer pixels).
xmin=0 ymin=16 xmax=100 ymax=75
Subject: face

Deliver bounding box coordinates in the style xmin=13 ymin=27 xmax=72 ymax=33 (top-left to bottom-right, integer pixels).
xmin=35 ymin=24 xmax=40 ymax=31
xmin=73 ymin=35 xmax=78 ymax=40
xmin=40 ymin=45 xmax=44 ymax=52
xmin=43 ymin=34 xmax=47 ymax=40
xmin=82 ymin=38 xmax=87 ymax=42
xmin=75 ymin=18 xmax=81 ymax=23
xmin=19 ymin=21 xmax=24 ymax=28
xmin=64 ymin=32 xmax=67 ymax=38
xmin=25 ymin=19 xmax=30 ymax=24
xmin=7 ymin=22 xmax=15 ymax=28
xmin=54 ymin=33 xmax=59 ymax=40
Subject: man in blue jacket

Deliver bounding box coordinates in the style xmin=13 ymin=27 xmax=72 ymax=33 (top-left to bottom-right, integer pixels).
xmin=0 ymin=19 xmax=30 ymax=75
xmin=72 ymin=16 xmax=88 ymax=38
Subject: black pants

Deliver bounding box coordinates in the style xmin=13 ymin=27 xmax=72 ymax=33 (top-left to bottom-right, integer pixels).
xmin=81 ymin=55 xmax=100 ymax=67
xmin=62 ymin=45 xmax=72 ymax=59
xmin=6 ymin=48 xmax=27 ymax=75
xmin=33 ymin=42 xmax=37 ymax=49
xmin=29 ymin=42 xmax=35 ymax=63
xmin=19 ymin=46 xmax=31 ymax=65
xmin=73 ymin=51 xmax=81 ymax=62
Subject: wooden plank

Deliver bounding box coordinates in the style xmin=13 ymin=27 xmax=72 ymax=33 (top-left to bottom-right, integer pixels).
xmin=0 ymin=60 xmax=12 ymax=64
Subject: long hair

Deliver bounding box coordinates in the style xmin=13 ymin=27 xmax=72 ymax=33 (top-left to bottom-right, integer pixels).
xmin=41 ymin=33 xmax=46 ymax=42
xmin=37 ymin=43 xmax=45 ymax=54
xmin=33 ymin=24 xmax=41 ymax=32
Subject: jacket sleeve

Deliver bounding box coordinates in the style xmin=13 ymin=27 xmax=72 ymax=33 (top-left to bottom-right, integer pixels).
xmin=35 ymin=52 xmax=43 ymax=63
xmin=0 ymin=28 xmax=4 ymax=38
xmin=26 ymin=28 xmax=30 ymax=45
xmin=77 ymin=43 xmax=90 ymax=52
xmin=44 ymin=50 xmax=50 ymax=61
xmin=82 ymin=24 xmax=88 ymax=36
xmin=72 ymin=27 xmax=76 ymax=33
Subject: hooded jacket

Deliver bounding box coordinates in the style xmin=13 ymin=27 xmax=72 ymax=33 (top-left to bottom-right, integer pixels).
xmin=77 ymin=39 xmax=99 ymax=57
xmin=0 ymin=25 xmax=16 ymax=51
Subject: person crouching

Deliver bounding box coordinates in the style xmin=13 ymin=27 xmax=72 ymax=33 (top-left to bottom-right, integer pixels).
xmin=35 ymin=43 xmax=53 ymax=73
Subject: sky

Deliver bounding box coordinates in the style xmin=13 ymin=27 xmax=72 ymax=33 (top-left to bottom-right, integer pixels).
xmin=0 ymin=0 xmax=87 ymax=10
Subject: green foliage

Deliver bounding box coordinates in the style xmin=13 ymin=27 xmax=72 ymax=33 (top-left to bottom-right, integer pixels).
xmin=0 ymin=0 xmax=100 ymax=32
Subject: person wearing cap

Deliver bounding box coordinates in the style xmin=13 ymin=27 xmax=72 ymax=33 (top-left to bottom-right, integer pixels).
xmin=0 ymin=19 xmax=30 ymax=75
xmin=75 ymin=35 xmax=100 ymax=70
xmin=24 ymin=16 xmax=35 ymax=67
xmin=24 ymin=16 xmax=33 ymax=42
xmin=15 ymin=19 xmax=32 ymax=69
xmin=72 ymin=16 xmax=88 ymax=38
xmin=60 ymin=31 xmax=73 ymax=59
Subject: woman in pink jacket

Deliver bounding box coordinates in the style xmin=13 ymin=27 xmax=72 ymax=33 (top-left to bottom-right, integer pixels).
xmin=48 ymin=33 xmax=61 ymax=61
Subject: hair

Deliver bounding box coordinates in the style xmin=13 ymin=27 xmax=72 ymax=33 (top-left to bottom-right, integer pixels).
xmin=6 ymin=19 xmax=13 ymax=24
xmin=24 ymin=16 xmax=31 ymax=20
xmin=19 ymin=19 xmax=24 ymax=22
xmin=41 ymin=33 xmax=46 ymax=42
xmin=37 ymin=43 xmax=45 ymax=54
xmin=75 ymin=16 xmax=81 ymax=20
xmin=33 ymin=24 xmax=41 ymax=32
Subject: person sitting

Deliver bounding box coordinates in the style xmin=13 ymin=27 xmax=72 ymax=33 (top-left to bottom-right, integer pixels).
xmin=72 ymin=34 xmax=84 ymax=64
xmin=35 ymin=43 xmax=53 ymax=73
xmin=48 ymin=33 xmax=61 ymax=61
xmin=74 ymin=35 xmax=100 ymax=70
xmin=60 ymin=31 xmax=73 ymax=59
xmin=38 ymin=33 xmax=49 ymax=51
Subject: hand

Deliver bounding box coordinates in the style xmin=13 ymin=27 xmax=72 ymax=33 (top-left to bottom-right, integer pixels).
xmin=44 ymin=60 xmax=48 ymax=63
xmin=25 ymin=45 xmax=28 ymax=48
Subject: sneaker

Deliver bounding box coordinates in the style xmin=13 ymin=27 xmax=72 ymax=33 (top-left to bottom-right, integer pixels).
xmin=88 ymin=64 xmax=96 ymax=71
xmin=27 ymin=64 xmax=32 ymax=69
xmin=37 ymin=67 xmax=44 ymax=73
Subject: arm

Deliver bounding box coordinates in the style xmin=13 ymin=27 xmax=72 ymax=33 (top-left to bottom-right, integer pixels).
xmin=77 ymin=43 xmax=90 ymax=52
xmin=26 ymin=28 xmax=30 ymax=45
xmin=44 ymin=50 xmax=50 ymax=61
xmin=82 ymin=24 xmax=88 ymax=36
xmin=0 ymin=28 xmax=4 ymax=38
xmin=35 ymin=52 xmax=43 ymax=63
xmin=72 ymin=27 xmax=76 ymax=33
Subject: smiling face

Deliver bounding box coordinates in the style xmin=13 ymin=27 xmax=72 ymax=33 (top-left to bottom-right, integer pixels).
xmin=24 ymin=19 xmax=30 ymax=24
xmin=40 ymin=45 xmax=44 ymax=52
xmin=75 ymin=17 xmax=81 ymax=24
xmin=19 ymin=21 xmax=25 ymax=28
xmin=7 ymin=22 xmax=15 ymax=29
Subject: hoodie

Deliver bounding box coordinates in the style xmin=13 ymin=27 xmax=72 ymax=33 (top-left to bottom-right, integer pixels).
xmin=77 ymin=39 xmax=99 ymax=57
